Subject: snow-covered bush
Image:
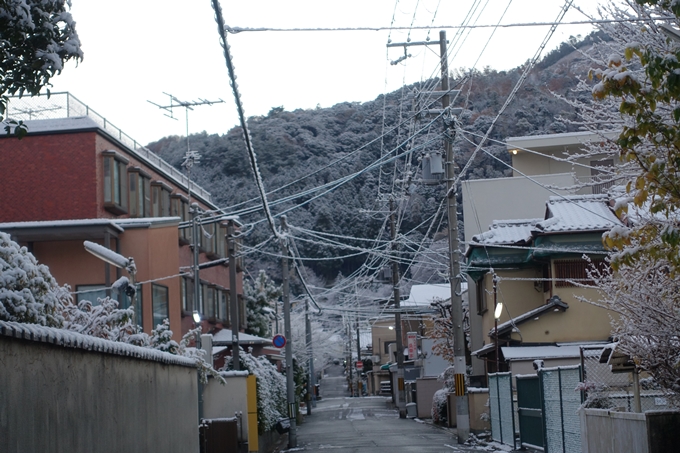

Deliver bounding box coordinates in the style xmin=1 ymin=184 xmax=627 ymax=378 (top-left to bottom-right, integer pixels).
xmin=223 ymin=350 xmax=287 ymax=434
xmin=0 ymin=231 xmax=66 ymax=327
xmin=432 ymin=388 xmax=448 ymax=424
xmin=432 ymin=366 xmax=456 ymax=424
xmin=61 ymin=293 xmax=135 ymax=342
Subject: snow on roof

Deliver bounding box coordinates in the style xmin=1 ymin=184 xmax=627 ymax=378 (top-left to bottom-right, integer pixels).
xmin=534 ymin=195 xmax=623 ymax=233
xmin=471 ymin=219 xmax=542 ymax=245
xmin=402 ymin=284 xmax=455 ymax=307
xmin=501 ymin=344 xmax=607 ymax=361
xmin=0 ymin=320 xmax=196 ymax=367
xmin=19 ymin=116 xmax=100 ymax=133
xmin=211 ymin=329 xmax=272 ymax=346
xmin=0 ymin=218 xmax=124 ymax=232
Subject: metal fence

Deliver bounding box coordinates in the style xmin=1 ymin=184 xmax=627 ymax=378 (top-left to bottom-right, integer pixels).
xmin=580 ymin=346 xmax=675 ymax=412
xmin=6 ymin=92 xmax=212 ymax=203
xmin=540 ymin=365 xmax=582 ymax=453
xmin=489 ymin=372 xmax=515 ymax=447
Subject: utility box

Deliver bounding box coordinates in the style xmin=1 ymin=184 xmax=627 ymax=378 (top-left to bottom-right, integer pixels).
xmin=406 ymin=402 xmax=417 ymax=419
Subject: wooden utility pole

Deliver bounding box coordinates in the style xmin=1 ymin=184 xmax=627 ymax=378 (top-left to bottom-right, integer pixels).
xmin=389 ymin=197 xmax=406 ymax=417
xmin=228 ymin=222 xmax=240 ymax=371
xmin=439 ymin=30 xmax=470 ymax=441
xmin=280 ymin=216 xmax=297 ymax=448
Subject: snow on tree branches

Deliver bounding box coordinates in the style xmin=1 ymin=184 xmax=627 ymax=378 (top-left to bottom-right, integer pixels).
xmin=0 ymin=231 xmax=66 ymax=326
xmin=566 ymin=0 xmax=680 ymax=397
xmin=0 ymin=0 xmax=83 ymax=135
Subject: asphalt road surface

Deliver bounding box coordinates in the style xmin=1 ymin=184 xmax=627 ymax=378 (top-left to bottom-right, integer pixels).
xmin=288 ymin=364 xmax=505 ymax=453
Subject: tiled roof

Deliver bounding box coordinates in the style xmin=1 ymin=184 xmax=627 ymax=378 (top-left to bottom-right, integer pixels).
xmin=534 ymin=195 xmax=623 ymax=233
xmin=471 ymin=219 xmax=542 ymax=245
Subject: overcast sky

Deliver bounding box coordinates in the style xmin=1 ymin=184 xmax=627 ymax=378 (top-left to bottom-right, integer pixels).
xmin=43 ymin=0 xmax=602 ymax=145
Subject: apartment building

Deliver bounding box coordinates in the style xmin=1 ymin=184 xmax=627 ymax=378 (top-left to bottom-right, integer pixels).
xmin=0 ymin=93 xmax=244 ymax=341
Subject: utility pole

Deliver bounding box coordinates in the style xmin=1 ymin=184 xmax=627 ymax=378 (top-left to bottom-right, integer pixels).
xmin=280 ymin=216 xmax=297 ymax=448
xmin=440 ymin=30 xmax=470 ymax=442
xmin=387 ymin=29 xmax=470 ymax=440
xmin=356 ymin=314 xmax=362 ymax=397
xmin=228 ymin=222 xmax=240 ymax=371
xmin=305 ymin=297 xmax=313 ymax=414
xmin=389 ymin=197 xmax=406 ymax=417
xmin=346 ymin=314 xmax=353 ymax=396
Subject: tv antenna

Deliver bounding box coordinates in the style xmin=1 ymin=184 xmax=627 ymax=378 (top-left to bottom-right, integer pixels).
xmin=147 ymin=92 xmax=224 ymax=204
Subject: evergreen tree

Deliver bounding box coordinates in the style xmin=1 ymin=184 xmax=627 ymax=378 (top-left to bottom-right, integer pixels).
xmin=244 ymin=270 xmax=281 ymax=337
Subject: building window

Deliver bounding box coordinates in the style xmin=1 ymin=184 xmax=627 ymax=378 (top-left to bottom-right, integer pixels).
xmin=203 ymin=285 xmax=217 ymax=320
xmin=128 ymin=168 xmax=151 ymax=218
xmin=219 ymin=289 xmax=229 ymax=323
xmin=476 ymin=279 xmax=487 ymax=315
xmin=181 ymin=277 xmax=194 ymax=312
xmin=103 ymin=152 xmax=129 ymax=215
xmin=554 ymin=259 xmax=607 ymax=287
xmin=215 ymin=224 xmax=227 ymax=258
xmin=76 ymin=285 xmax=108 ymax=305
xmin=200 ymin=219 xmax=216 ymax=255
xmin=152 ymin=283 xmax=169 ymax=328
xmin=171 ymin=194 xmax=190 ymax=241
xmin=151 ymin=181 xmax=172 ymax=217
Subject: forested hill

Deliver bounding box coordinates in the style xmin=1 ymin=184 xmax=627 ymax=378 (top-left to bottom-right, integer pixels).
xmin=147 ymin=33 xmax=604 ymax=284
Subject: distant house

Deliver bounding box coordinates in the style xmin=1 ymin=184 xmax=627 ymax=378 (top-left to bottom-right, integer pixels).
xmin=0 ymin=93 xmax=245 ymax=341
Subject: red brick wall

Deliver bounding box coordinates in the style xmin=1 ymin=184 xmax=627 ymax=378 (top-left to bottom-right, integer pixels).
xmin=0 ymin=132 xmax=99 ymax=221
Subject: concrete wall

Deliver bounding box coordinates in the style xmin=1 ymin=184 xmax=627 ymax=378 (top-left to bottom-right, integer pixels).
xmin=0 ymin=330 xmax=198 ymax=453
xmin=415 ymin=377 xmax=443 ymax=418
xmin=446 ymin=391 xmax=491 ymax=432
xmin=580 ymin=409 xmax=680 ymax=453
xmin=468 ymin=390 xmax=491 ymax=433
xmin=461 ymin=173 xmax=575 ymax=242
xmin=202 ymin=373 xmax=250 ymax=442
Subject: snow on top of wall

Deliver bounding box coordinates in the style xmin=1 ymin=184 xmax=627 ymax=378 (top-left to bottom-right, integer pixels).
xmin=0 ymin=218 xmax=124 ymax=231
xmin=535 ymin=195 xmax=623 ymax=233
xmin=472 ymin=218 xmax=542 ymax=245
xmin=0 ymin=320 xmax=196 ymax=368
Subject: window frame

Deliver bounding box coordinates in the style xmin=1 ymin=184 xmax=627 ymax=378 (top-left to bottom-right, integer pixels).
xmin=151 ymin=181 xmax=172 ymax=218
xmin=152 ymin=283 xmax=169 ymax=329
xmin=102 ymin=151 xmax=129 ymax=215
xmin=128 ymin=167 xmax=151 ymax=218
xmin=554 ymin=258 xmax=607 ymax=287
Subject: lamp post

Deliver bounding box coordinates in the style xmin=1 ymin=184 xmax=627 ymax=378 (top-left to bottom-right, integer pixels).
xmin=84 ymin=241 xmax=138 ymax=327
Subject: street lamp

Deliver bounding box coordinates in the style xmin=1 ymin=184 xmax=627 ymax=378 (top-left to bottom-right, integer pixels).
xmin=84 ymin=241 xmax=138 ymax=327
xmin=192 ymin=310 xmax=202 ymax=349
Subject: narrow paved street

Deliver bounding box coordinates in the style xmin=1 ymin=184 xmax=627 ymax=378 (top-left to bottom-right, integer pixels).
xmin=285 ymin=364 xmax=508 ymax=453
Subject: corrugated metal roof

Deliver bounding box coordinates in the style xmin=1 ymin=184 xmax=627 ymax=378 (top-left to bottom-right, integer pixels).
xmin=534 ymin=195 xmax=623 ymax=233
xmin=471 ymin=219 xmax=542 ymax=245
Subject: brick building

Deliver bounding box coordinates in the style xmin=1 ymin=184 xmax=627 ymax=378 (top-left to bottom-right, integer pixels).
xmin=0 ymin=93 xmax=244 ymax=341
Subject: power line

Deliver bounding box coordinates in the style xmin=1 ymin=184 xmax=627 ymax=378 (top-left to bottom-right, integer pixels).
xmin=224 ymin=17 xmax=668 ymax=34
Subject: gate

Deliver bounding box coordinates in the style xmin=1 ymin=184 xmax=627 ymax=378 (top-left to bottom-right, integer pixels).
xmin=488 ymin=372 xmax=515 ymax=446
xmin=517 ymin=374 xmax=544 ymax=450
xmin=540 ymin=366 xmax=582 ymax=453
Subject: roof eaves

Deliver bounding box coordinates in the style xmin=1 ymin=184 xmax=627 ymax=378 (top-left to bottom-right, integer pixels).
xmin=490 ymin=295 xmax=569 ymax=337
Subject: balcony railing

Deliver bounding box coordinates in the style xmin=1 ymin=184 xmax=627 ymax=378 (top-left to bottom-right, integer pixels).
xmin=6 ymin=92 xmax=212 ymax=203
